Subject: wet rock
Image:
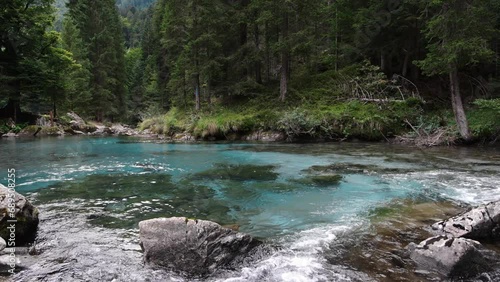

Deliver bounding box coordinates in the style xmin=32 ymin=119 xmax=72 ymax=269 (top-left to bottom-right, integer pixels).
xmin=18 ymin=126 xmax=65 ymax=137
xmin=242 ymin=131 xmax=286 ymax=142
xmin=12 ymin=207 xmax=177 ymax=281
xmin=432 ymin=201 xmax=500 ymax=240
xmin=66 ymin=111 xmax=85 ymax=126
xmin=302 ymin=163 xmax=415 ymax=175
xmin=66 ymin=112 xmax=96 ymax=133
xmin=0 ymin=184 xmax=39 ymax=245
xmin=63 ymin=127 xmax=86 ymax=135
xmin=1 ymin=132 xmax=17 ymax=138
xmin=92 ymin=125 xmax=113 ymax=135
xmin=190 ymin=163 xmax=279 ymax=182
xmin=110 ymin=124 xmax=138 ymax=136
xmin=139 ymin=217 xmax=261 ymax=277
xmin=291 ymin=174 xmax=343 ymax=187
xmin=173 ymin=132 xmax=195 ymax=141
xmin=408 ymin=235 xmax=490 ymax=279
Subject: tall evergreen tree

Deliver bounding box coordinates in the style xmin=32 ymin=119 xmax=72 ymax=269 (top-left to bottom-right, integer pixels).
xmin=0 ymin=0 xmax=58 ymax=120
xmin=416 ymin=0 xmax=496 ymax=141
xmin=66 ymin=0 xmax=127 ymax=121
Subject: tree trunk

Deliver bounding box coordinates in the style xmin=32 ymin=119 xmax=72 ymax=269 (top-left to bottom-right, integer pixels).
xmin=334 ymin=2 xmax=339 ymax=72
xmin=265 ymin=22 xmax=271 ymax=83
xmin=449 ymin=66 xmax=472 ymax=141
xmin=402 ymin=51 xmax=410 ymax=77
xmin=254 ymin=22 xmax=262 ymax=84
xmin=380 ymin=51 xmax=386 ymax=72
xmin=194 ymin=72 xmax=200 ymax=111
xmin=206 ymin=78 xmax=211 ymax=105
xmin=183 ymin=72 xmax=187 ymax=108
xmin=279 ymin=13 xmax=289 ymax=102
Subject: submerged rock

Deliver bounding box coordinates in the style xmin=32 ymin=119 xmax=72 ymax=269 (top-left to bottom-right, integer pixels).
xmin=302 ymin=163 xmax=414 ymax=175
xmin=0 ymin=184 xmax=39 ymax=245
xmin=408 ymin=235 xmax=490 ymax=279
xmin=432 ymin=201 xmax=500 ymax=240
xmin=291 ymin=174 xmax=343 ymax=187
xmin=139 ymin=217 xmax=261 ymax=277
xmin=190 ymin=163 xmax=279 ymax=182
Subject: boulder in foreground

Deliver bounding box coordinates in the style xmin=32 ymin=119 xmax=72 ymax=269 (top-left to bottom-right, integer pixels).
xmin=432 ymin=201 xmax=500 ymax=240
xmin=408 ymin=235 xmax=489 ymax=279
xmin=139 ymin=217 xmax=261 ymax=277
xmin=0 ymin=184 xmax=39 ymax=245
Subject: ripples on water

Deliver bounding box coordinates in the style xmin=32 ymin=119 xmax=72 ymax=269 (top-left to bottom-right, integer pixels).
xmin=0 ymin=137 xmax=499 ymax=281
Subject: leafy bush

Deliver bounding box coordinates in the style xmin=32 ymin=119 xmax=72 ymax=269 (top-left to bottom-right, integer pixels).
xmin=469 ymin=99 xmax=500 ymax=139
xmin=277 ymin=109 xmax=321 ymax=138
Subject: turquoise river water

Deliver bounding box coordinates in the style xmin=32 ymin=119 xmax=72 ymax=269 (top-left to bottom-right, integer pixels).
xmin=0 ymin=137 xmax=499 ymax=281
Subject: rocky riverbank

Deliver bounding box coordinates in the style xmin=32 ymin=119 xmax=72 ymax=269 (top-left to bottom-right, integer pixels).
xmin=1 ymin=188 xmax=500 ymax=281
xmin=1 ymin=112 xmax=289 ymax=142
xmin=407 ymin=201 xmax=500 ymax=279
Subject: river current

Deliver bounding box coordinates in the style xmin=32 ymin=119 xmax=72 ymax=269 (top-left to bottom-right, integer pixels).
xmin=0 ymin=137 xmax=499 ymax=281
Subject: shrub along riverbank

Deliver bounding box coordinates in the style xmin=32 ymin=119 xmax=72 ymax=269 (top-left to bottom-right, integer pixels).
xmin=138 ymin=98 xmax=499 ymax=145
xmin=2 ymin=65 xmax=499 ymax=146
xmin=137 ymin=66 xmax=500 ymax=145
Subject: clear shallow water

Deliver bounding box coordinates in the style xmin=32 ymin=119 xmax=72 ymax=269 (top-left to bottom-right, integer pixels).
xmin=1 ymin=137 xmax=499 ymax=281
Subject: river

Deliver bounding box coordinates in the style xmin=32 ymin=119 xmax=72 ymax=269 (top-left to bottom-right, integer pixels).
xmin=1 ymin=137 xmax=499 ymax=281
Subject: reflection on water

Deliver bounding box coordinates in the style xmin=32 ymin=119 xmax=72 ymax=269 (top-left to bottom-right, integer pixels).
xmin=1 ymin=137 xmax=499 ymax=281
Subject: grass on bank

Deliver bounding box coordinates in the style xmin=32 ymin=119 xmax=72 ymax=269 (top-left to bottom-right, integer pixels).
xmin=140 ymin=64 xmax=499 ymax=143
xmin=139 ymin=97 xmax=425 ymax=141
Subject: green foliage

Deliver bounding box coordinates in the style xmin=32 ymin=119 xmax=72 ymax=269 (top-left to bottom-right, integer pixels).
xmin=277 ymin=109 xmax=321 ymax=137
xmin=65 ymin=0 xmax=128 ymax=121
xmin=473 ymin=98 xmax=500 ymax=114
xmin=0 ymin=0 xmax=64 ymax=114
xmin=0 ymin=122 xmax=27 ymax=134
xmin=469 ymin=99 xmax=500 ymax=138
xmin=2 ymin=0 xmax=500 ymax=143
xmin=416 ymin=0 xmax=496 ymax=75
xmin=140 ymin=96 xmax=424 ymax=141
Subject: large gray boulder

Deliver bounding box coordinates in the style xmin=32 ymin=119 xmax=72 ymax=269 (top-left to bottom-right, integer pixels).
xmin=0 ymin=184 xmax=39 ymax=245
xmin=139 ymin=217 xmax=261 ymax=277
xmin=66 ymin=112 xmax=96 ymax=133
xmin=432 ymin=201 xmax=500 ymax=240
xmin=408 ymin=235 xmax=490 ymax=279
xmin=110 ymin=124 xmax=138 ymax=136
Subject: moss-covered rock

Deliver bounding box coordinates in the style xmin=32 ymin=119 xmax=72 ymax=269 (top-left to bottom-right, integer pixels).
xmin=302 ymin=163 xmax=414 ymax=175
xmin=18 ymin=125 xmax=64 ymax=136
xmin=189 ymin=163 xmax=279 ymax=182
xmin=291 ymin=174 xmax=343 ymax=187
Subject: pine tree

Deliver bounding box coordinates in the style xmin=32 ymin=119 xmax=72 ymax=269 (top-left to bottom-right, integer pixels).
xmin=416 ymin=0 xmax=496 ymax=141
xmin=0 ymin=0 xmax=57 ymax=120
xmin=66 ymin=0 xmax=128 ymax=121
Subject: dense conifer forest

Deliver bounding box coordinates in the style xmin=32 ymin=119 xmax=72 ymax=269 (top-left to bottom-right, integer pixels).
xmin=1 ymin=0 xmax=500 ymax=143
